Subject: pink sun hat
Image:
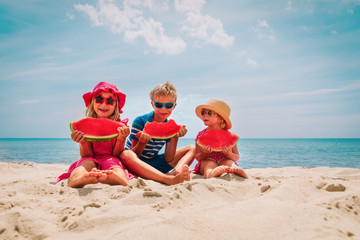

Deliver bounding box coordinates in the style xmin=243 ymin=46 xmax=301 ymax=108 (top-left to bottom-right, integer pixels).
xmin=83 ymin=82 xmax=126 ymax=113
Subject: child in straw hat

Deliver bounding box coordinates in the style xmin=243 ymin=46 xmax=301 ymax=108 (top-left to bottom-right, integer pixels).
xmin=193 ymin=98 xmax=248 ymax=179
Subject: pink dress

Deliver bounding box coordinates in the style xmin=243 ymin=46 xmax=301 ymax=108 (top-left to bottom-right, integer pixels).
xmin=57 ymin=139 xmax=134 ymax=182
xmin=193 ymin=129 xmax=239 ymax=174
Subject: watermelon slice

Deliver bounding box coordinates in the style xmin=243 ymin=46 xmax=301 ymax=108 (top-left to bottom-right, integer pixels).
xmin=196 ymin=129 xmax=239 ymax=152
xmin=143 ymin=119 xmax=182 ymax=139
xmin=70 ymin=118 xmax=125 ymax=142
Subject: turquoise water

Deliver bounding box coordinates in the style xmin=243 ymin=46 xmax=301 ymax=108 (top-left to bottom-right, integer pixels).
xmin=0 ymin=138 xmax=359 ymax=169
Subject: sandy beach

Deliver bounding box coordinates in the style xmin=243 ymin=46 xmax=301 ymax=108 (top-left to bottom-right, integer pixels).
xmin=0 ymin=161 xmax=359 ymax=240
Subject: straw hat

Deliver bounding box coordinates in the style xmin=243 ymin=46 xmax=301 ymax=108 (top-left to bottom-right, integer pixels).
xmin=195 ymin=98 xmax=232 ymax=129
xmin=83 ymin=82 xmax=126 ymax=113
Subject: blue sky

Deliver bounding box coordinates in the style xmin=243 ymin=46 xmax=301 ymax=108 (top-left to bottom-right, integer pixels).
xmin=0 ymin=0 xmax=359 ymax=138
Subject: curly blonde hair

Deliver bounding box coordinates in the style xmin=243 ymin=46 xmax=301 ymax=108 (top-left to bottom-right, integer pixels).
xmin=149 ymin=81 xmax=177 ymax=102
xmin=85 ymin=96 xmax=120 ymax=121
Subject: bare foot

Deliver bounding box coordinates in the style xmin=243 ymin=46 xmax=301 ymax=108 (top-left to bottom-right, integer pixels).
xmin=228 ymin=166 xmax=248 ymax=179
xmin=207 ymin=165 xmax=230 ymax=178
xmin=68 ymin=168 xmax=103 ymax=188
xmin=167 ymin=165 xmax=191 ymax=185
xmin=88 ymin=168 xmax=114 ymax=182
xmin=98 ymin=168 xmax=128 ymax=186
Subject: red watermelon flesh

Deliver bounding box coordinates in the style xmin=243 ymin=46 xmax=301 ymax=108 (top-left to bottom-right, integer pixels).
xmin=143 ymin=119 xmax=182 ymax=139
xmin=196 ymin=129 xmax=239 ymax=151
xmin=70 ymin=118 xmax=125 ymax=142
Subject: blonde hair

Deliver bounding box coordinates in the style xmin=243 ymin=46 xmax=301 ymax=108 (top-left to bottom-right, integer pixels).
xmin=85 ymin=96 xmax=120 ymax=121
xmin=149 ymin=81 xmax=177 ymax=102
xmin=219 ymin=117 xmax=227 ymax=129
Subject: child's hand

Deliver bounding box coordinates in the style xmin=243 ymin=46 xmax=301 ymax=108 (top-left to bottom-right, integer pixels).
xmin=201 ymin=145 xmax=212 ymax=154
xmin=176 ymin=125 xmax=187 ymax=138
xmin=71 ymin=130 xmax=85 ymax=143
xmin=117 ymin=126 xmax=130 ymax=141
xmin=136 ymin=131 xmax=151 ymax=144
xmin=222 ymin=146 xmax=233 ymax=158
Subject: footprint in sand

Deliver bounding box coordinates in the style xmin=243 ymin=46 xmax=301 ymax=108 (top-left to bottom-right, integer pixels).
xmin=143 ymin=191 xmax=162 ymax=197
xmin=134 ymin=178 xmax=147 ymax=189
xmin=260 ymin=185 xmax=271 ymax=193
xmin=83 ymin=203 xmax=101 ymax=209
xmin=325 ymin=184 xmax=346 ymax=192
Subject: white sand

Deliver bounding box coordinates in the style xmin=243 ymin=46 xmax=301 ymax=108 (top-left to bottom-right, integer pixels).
xmin=0 ymin=161 xmax=359 ymax=240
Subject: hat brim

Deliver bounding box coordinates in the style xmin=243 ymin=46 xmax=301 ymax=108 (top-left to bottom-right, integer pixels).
xmin=195 ymin=104 xmax=232 ymax=129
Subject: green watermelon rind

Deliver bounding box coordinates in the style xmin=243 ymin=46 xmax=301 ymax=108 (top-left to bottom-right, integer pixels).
xmin=69 ymin=120 xmax=120 ymax=143
xmin=150 ymin=131 xmax=181 ymax=140
xmin=85 ymin=134 xmax=119 ymax=142
xmin=196 ymin=131 xmax=239 ymax=152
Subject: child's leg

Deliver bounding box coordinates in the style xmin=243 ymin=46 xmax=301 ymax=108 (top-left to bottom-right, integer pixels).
xmin=120 ymin=150 xmax=190 ymax=185
xmin=199 ymin=159 xmax=225 ymax=178
xmin=98 ymin=167 xmax=129 ymax=186
xmin=169 ymin=145 xmax=196 ymax=172
xmin=207 ymin=165 xmax=232 ymax=178
xmin=67 ymin=160 xmax=106 ymax=188
xmin=219 ymin=159 xmax=248 ymax=179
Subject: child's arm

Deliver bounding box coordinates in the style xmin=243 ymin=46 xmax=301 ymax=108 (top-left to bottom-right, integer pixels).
xmin=163 ymin=126 xmax=187 ymax=162
xmin=164 ymin=136 xmax=178 ymax=162
xmin=113 ymin=126 xmax=130 ymax=157
xmin=223 ymin=145 xmax=240 ymax=162
xmin=130 ymin=132 xmax=151 ymax=157
xmin=71 ymin=130 xmax=93 ymax=158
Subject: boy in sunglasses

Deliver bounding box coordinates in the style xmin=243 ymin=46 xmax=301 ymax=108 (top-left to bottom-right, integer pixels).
xmin=124 ymin=81 xmax=195 ymax=175
xmin=193 ymin=98 xmax=248 ymax=179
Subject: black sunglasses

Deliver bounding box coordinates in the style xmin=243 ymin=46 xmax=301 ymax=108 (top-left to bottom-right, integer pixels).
xmin=153 ymin=102 xmax=175 ymax=109
xmin=95 ymin=95 xmax=115 ymax=105
xmin=201 ymin=109 xmax=216 ymax=117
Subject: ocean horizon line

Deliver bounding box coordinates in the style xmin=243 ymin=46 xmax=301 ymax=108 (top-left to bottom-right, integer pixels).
xmin=1 ymin=137 xmax=359 ymax=140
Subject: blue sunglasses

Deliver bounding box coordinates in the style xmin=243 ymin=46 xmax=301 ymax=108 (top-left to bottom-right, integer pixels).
xmin=153 ymin=101 xmax=175 ymax=109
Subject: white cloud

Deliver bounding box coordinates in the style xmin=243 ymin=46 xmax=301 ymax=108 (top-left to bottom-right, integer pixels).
xmin=66 ymin=12 xmax=75 ymax=20
xmin=250 ymin=19 xmax=275 ymax=40
xmin=139 ymin=0 xmax=169 ymax=11
xmin=123 ymin=17 xmax=186 ymax=55
xmin=247 ymin=58 xmax=258 ymax=67
xmin=74 ymin=0 xmax=186 ymax=55
xmin=174 ymin=0 xmax=204 ymax=12
xmin=257 ymin=19 xmax=268 ymax=28
xmin=74 ymin=0 xmax=234 ymax=53
xmin=331 ymin=30 xmax=338 ymax=35
xmin=175 ymin=0 xmax=234 ymax=47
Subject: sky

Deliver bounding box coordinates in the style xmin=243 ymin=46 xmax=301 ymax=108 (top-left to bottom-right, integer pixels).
xmin=0 ymin=0 xmax=359 ymax=139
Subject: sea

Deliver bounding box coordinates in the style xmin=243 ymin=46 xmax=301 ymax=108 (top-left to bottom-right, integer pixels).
xmin=0 ymin=138 xmax=359 ymax=169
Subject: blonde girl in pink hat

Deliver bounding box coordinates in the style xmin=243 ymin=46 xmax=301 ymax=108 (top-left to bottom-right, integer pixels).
xmin=57 ymin=82 xmax=133 ymax=187
xmin=58 ymin=82 xmax=190 ymax=187
xmin=193 ymin=98 xmax=248 ymax=179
